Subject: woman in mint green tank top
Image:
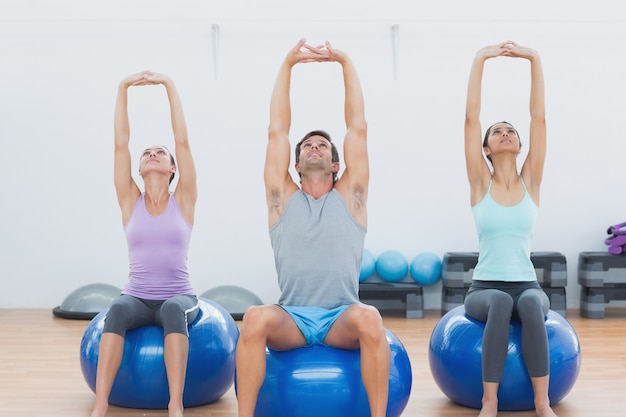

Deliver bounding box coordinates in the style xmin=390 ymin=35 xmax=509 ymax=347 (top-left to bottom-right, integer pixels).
xmin=463 ymin=42 xmax=555 ymax=417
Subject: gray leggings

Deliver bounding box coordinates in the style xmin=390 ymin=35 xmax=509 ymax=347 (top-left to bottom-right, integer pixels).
xmin=464 ymin=281 xmax=550 ymax=382
xmin=103 ymin=294 xmax=200 ymax=337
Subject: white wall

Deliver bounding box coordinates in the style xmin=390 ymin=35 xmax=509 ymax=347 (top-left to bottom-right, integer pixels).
xmin=1 ymin=1 xmax=625 ymax=310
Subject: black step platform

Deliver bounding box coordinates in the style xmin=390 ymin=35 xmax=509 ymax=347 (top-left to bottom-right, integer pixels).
xmin=359 ymin=282 xmax=424 ymax=318
xmin=441 ymin=251 xmax=568 ymax=316
xmin=578 ymin=252 xmax=626 ymax=318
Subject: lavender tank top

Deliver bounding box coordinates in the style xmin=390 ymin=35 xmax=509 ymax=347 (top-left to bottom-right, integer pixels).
xmin=122 ymin=193 xmax=195 ymax=299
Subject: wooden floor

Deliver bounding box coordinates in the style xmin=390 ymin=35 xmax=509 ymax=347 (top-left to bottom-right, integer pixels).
xmin=1 ymin=308 xmax=625 ymax=417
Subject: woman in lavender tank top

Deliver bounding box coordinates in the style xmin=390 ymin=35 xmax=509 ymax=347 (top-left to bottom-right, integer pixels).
xmin=90 ymin=72 xmax=198 ymax=417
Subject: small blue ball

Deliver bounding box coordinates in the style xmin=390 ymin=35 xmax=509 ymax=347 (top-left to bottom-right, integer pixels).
xmin=359 ymin=248 xmax=376 ymax=282
xmin=375 ymin=250 xmax=408 ymax=283
xmin=409 ymin=252 xmax=442 ymax=286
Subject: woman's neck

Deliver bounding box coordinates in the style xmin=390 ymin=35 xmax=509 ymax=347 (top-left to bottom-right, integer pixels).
xmin=143 ymin=179 xmax=170 ymax=206
xmin=491 ymin=160 xmax=519 ymax=191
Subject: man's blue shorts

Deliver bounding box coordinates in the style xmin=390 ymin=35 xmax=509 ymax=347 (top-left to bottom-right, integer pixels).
xmin=280 ymin=304 xmax=351 ymax=346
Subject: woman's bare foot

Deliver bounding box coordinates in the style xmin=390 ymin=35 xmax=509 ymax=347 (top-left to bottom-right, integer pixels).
xmin=535 ymin=403 xmax=558 ymax=417
xmin=477 ymin=398 xmax=498 ymax=417
xmin=168 ymin=402 xmax=184 ymax=417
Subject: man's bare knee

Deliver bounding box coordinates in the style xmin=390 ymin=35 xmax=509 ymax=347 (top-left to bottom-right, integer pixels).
xmin=347 ymin=305 xmax=385 ymax=341
xmin=240 ymin=306 xmax=273 ymax=342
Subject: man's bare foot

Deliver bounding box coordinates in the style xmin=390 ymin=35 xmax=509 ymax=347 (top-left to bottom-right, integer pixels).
xmin=90 ymin=403 xmax=108 ymax=417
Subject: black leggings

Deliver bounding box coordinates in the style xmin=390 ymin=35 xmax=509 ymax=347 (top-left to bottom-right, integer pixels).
xmin=103 ymin=294 xmax=199 ymax=337
xmin=464 ymin=281 xmax=550 ymax=382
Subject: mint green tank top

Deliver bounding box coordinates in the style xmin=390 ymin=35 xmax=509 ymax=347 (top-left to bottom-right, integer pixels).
xmin=471 ymin=178 xmax=538 ymax=282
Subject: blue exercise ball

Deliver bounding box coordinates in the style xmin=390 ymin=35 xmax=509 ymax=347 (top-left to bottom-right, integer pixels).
xmin=429 ymin=306 xmax=580 ymax=411
xmin=359 ymin=248 xmax=376 ymax=282
xmin=245 ymin=329 xmax=412 ymax=417
xmin=375 ymin=250 xmax=408 ymax=282
xmin=409 ymin=252 xmax=442 ymax=286
xmin=80 ymin=297 xmax=239 ymax=409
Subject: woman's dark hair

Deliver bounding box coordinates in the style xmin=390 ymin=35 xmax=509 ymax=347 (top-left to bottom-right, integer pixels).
xmin=164 ymin=146 xmax=176 ymax=184
xmin=482 ymin=121 xmax=521 ymax=164
xmin=295 ymin=130 xmax=339 ymax=183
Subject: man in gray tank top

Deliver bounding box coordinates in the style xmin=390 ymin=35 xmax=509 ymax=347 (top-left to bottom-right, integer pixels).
xmin=235 ymin=39 xmax=390 ymax=417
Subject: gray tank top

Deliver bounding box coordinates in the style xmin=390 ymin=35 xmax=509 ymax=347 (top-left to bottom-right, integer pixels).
xmin=270 ymin=189 xmax=366 ymax=309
